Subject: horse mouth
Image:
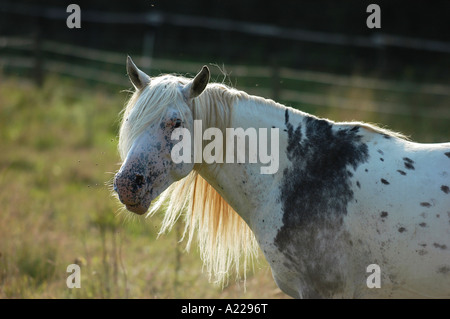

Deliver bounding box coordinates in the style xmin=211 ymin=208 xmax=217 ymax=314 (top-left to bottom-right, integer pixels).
xmin=125 ymin=203 xmax=148 ymax=215
xmin=123 ymin=191 xmax=152 ymax=215
xmin=115 ymin=182 xmax=159 ymax=215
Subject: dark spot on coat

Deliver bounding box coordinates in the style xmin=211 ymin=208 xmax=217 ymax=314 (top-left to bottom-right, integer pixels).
xmin=420 ymin=202 xmax=431 ymax=208
xmin=380 ymin=158 xmax=384 ymax=161
xmin=441 ymin=185 xmax=450 ymax=194
xmin=437 ymin=266 xmax=450 ymax=274
xmin=417 ymin=249 xmax=428 ymax=256
xmin=404 ymin=162 xmax=415 ymax=170
xmin=380 ymin=211 xmax=388 ymax=218
xmin=403 ymin=157 xmax=414 ymax=163
xmin=397 ymin=170 xmax=406 ymax=176
xmin=445 ymin=152 xmax=450 ymax=159
xmin=383 ymin=134 xmax=391 ymax=139
xmin=377 ymin=149 xmax=384 ymax=155
xmin=419 ymin=222 xmax=427 ymax=227
xmin=433 ymin=243 xmax=447 ymax=250
xmin=398 ymin=227 xmax=406 ymax=233
xmin=365 ymin=169 xmax=368 ymax=172
xmin=403 ymin=157 xmax=415 ymax=170
xmin=356 ymin=181 xmax=361 ymax=188
xmin=381 ymin=178 xmax=389 ymax=185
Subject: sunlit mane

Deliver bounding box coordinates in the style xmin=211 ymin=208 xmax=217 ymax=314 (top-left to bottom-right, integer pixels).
xmin=118 ymin=73 xmax=258 ymax=284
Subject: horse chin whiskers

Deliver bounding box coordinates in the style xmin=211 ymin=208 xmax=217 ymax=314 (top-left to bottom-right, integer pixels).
xmin=114 ymin=205 xmax=140 ymax=224
xmin=105 ymin=174 xmax=116 ymax=192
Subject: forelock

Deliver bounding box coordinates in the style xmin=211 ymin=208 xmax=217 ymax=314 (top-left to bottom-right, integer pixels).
xmin=118 ymin=74 xmax=191 ymax=160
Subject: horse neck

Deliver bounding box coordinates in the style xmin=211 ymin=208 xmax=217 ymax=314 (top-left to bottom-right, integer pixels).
xmin=194 ymin=94 xmax=303 ymax=226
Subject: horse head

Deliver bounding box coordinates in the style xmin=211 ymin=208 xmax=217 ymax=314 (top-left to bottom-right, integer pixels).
xmin=114 ymin=57 xmax=210 ymax=214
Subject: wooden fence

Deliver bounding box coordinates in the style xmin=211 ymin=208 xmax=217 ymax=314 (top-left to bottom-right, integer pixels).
xmin=1 ymin=36 xmax=450 ymax=119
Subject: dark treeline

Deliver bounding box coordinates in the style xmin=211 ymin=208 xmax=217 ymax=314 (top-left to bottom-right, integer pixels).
xmin=1 ymin=0 xmax=449 ymax=81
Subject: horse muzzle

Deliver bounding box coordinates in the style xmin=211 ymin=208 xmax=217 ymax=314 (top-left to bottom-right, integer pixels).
xmin=114 ymin=171 xmax=150 ymax=215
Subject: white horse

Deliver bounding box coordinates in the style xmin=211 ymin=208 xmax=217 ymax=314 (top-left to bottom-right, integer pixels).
xmin=114 ymin=57 xmax=450 ymax=298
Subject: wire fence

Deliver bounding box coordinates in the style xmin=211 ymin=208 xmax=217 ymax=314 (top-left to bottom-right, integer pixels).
xmin=1 ymin=36 xmax=450 ymax=119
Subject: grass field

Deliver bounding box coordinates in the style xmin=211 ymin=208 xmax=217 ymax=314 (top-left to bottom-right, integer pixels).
xmin=0 ymin=71 xmax=448 ymax=299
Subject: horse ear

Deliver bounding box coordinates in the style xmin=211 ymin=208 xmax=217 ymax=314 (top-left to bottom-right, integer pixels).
xmin=126 ymin=56 xmax=150 ymax=90
xmin=183 ymin=65 xmax=210 ymax=100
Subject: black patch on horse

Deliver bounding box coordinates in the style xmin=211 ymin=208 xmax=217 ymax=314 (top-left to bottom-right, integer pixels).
xmin=277 ymin=117 xmax=369 ymax=240
xmin=274 ymin=116 xmax=369 ymax=296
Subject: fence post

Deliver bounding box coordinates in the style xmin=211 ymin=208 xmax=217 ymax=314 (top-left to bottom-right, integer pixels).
xmin=373 ymin=34 xmax=387 ymax=77
xmin=32 ymin=17 xmax=44 ymax=87
xmin=271 ymin=56 xmax=280 ymax=102
xmin=142 ymin=29 xmax=156 ymax=71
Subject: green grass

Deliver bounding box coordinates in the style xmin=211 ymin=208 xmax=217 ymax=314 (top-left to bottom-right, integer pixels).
xmin=0 ymin=70 xmax=447 ymax=299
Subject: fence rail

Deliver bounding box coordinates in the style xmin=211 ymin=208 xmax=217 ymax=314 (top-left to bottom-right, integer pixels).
xmin=1 ymin=37 xmax=450 ymax=119
xmin=2 ymin=3 xmax=450 ymax=54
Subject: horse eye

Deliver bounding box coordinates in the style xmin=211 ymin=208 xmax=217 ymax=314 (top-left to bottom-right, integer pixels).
xmin=174 ymin=119 xmax=182 ymax=128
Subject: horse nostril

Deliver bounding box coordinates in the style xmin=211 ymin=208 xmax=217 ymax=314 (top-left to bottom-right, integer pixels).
xmin=135 ymin=174 xmax=145 ymax=187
